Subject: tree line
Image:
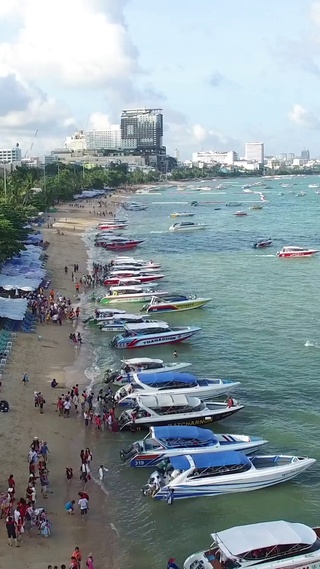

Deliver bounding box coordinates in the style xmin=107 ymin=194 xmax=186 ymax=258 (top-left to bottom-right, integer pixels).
xmin=0 ymin=162 xmax=160 ymax=263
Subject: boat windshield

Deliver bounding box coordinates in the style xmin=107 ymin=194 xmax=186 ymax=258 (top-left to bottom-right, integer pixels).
xmin=188 ymin=462 xmax=251 ymax=479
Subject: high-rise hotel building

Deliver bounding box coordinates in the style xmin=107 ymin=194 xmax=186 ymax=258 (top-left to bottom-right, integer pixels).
xmin=120 ymin=108 xmax=163 ymax=151
xmin=245 ymin=142 xmax=264 ymax=165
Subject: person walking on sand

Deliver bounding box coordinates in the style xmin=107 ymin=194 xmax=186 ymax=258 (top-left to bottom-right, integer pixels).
xmin=72 ymin=546 xmax=82 ymax=569
xmin=86 ymin=554 xmax=94 ymax=569
xmin=66 ymin=467 xmax=73 ymax=486
xmin=78 ymin=495 xmax=89 ymax=518
xmin=37 ymin=392 xmax=45 ymax=414
xmin=22 ymin=373 xmax=29 ymax=386
xmin=6 ymin=515 xmax=19 ymax=547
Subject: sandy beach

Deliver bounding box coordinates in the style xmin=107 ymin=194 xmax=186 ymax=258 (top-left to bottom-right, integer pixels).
xmin=0 ymin=198 xmax=123 ymax=568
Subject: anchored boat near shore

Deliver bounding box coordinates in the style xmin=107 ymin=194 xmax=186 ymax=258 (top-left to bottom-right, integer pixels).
xmin=114 ymin=371 xmax=240 ymax=404
xmin=110 ymin=322 xmax=201 ymax=348
xmin=120 ymin=425 xmax=268 ymax=467
xmin=142 ymin=293 xmax=212 ymax=313
xmin=183 ymin=521 xmax=320 ymax=569
xmin=143 ymin=451 xmax=315 ymax=501
xmin=117 ymin=393 xmax=244 ymax=430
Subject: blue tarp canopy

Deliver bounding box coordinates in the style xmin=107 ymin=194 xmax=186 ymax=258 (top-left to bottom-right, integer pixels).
xmin=25 ymin=233 xmax=43 ymax=244
xmin=0 ymin=297 xmax=28 ymax=320
xmin=138 ymin=372 xmax=198 ymax=386
xmin=0 ymin=243 xmax=46 ymax=285
xmin=152 ymin=426 xmax=216 ymax=442
xmin=169 ymin=451 xmax=250 ymax=471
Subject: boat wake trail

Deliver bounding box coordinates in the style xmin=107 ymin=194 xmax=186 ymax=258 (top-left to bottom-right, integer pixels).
xmin=305 ymin=340 xmax=320 ymax=348
xmin=149 ymin=231 xmax=165 ymax=234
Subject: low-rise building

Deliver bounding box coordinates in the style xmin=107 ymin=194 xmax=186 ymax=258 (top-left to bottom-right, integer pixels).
xmin=0 ymin=147 xmax=22 ymax=163
xmin=192 ymin=150 xmax=238 ymax=166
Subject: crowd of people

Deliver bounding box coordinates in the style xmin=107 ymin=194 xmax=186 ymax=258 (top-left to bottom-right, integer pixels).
xmin=0 ymin=436 xmax=52 ymax=546
xmin=29 ymin=288 xmax=80 ymax=326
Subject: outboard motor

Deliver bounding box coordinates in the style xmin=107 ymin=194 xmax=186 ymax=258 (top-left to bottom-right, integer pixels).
xmin=119 ymin=444 xmax=136 ymax=461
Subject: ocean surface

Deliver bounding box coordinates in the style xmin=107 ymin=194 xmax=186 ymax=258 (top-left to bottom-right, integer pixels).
xmin=80 ymin=176 xmax=320 ymax=568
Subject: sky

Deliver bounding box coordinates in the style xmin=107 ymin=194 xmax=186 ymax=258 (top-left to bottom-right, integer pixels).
xmin=1 ymin=0 xmax=320 ymax=158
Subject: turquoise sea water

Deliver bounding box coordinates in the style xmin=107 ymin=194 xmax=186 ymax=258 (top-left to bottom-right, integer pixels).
xmin=82 ymin=176 xmax=320 ymax=568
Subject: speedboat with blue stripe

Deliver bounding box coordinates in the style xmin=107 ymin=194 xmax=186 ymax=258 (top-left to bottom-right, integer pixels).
xmin=120 ymin=425 xmax=268 ymax=467
xmin=114 ymin=371 xmax=240 ymax=405
xmin=142 ymin=450 xmax=315 ymax=501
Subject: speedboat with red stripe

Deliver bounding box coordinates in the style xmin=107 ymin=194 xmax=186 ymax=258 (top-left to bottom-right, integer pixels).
xmin=119 ymin=425 xmax=268 ymax=467
xmin=95 ymin=239 xmax=144 ymax=251
xmin=110 ymin=322 xmax=201 ymax=348
xmin=277 ymin=246 xmax=319 ymax=258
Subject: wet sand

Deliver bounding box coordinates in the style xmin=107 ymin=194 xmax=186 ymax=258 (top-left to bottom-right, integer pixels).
xmin=0 ymin=199 xmax=123 ymax=568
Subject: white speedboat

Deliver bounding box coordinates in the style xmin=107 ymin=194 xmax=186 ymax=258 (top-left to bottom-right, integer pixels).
xmin=114 ymin=371 xmax=240 ymax=405
xmin=142 ymin=293 xmax=212 ymax=313
xmin=169 ymin=222 xmax=208 ymax=232
xmin=110 ymin=322 xmax=201 ymax=348
xmin=100 ymin=286 xmax=169 ymax=304
xmin=100 ymin=314 xmax=168 ymax=332
xmin=143 ymin=451 xmax=315 ymax=501
xmin=277 ymin=246 xmax=319 ymax=258
xmin=170 ymin=212 xmax=195 ymax=218
xmin=117 ymin=394 xmax=244 ymax=430
xmin=112 ymin=358 xmax=192 ymax=386
xmin=120 ymin=425 xmax=268 ymax=467
xmin=183 ymin=521 xmax=320 ymax=569
xmin=109 ymin=257 xmax=161 ymax=269
xmin=83 ymin=308 xmax=126 ymax=326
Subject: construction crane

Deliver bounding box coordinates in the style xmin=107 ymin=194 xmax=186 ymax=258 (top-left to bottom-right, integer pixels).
xmin=24 ymin=129 xmax=38 ymax=159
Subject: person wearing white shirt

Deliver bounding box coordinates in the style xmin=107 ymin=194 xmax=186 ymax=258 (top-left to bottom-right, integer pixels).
xmin=78 ymin=497 xmax=88 ymax=516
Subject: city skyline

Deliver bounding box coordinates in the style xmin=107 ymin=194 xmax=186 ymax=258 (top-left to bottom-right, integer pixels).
xmin=1 ymin=1 xmax=320 ymax=158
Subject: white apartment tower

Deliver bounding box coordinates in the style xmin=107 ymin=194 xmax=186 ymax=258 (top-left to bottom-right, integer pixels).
xmin=245 ymin=142 xmax=264 ymax=164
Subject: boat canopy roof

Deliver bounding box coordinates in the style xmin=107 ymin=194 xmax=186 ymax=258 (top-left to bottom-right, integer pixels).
xmin=137 ymin=371 xmax=198 ymax=386
xmin=169 ymin=451 xmax=250 ymax=471
xmin=114 ymin=313 xmax=143 ymax=321
xmin=125 ymin=322 xmax=170 ymax=331
xmin=174 ymin=222 xmax=195 ymax=226
xmin=138 ymin=394 xmax=200 ymax=408
xmin=151 ymin=293 xmax=188 ymax=302
xmin=96 ymin=308 xmax=126 ymax=315
xmin=151 ymin=425 xmax=216 ymax=443
xmin=123 ymin=357 xmax=163 ymax=365
xmin=214 ymin=521 xmax=317 ymax=558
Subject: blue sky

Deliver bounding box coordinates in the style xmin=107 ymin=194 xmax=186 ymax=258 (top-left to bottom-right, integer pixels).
xmin=0 ymin=0 xmax=320 ymax=158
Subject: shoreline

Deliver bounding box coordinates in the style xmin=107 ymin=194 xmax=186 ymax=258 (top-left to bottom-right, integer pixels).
xmin=0 ymin=199 xmax=123 ymax=568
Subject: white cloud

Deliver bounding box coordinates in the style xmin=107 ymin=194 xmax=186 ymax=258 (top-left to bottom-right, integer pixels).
xmin=288 ymin=104 xmax=320 ymax=129
xmin=87 ymin=112 xmax=113 ymax=130
xmin=0 ymin=0 xmax=140 ymax=89
xmin=166 ymin=119 xmax=240 ymax=158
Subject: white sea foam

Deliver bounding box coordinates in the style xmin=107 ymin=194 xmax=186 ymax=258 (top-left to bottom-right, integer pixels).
xmin=305 ymin=340 xmax=320 ymax=348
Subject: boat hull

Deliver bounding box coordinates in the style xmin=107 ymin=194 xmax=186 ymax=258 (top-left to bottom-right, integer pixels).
xmin=111 ymin=329 xmax=200 ymax=348
xmin=116 ymin=381 xmax=240 ymax=406
xmin=169 ymin=226 xmax=207 ymax=232
xmin=119 ymin=405 xmax=244 ymax=430
xmin=100 ymin=292 xmax=167 ymax=304
xmin=145 ymin=299 xmax=211 ymax=313
xmin=104 ymin=274 xmax=164 ymax=285
xmin=277 ymin=251 xmax=318 ymax=258
xmin=153 ymin=457 xmax=315 ymax=500
xmin=125 ymin=439 xmax=268 ymax=468
xmin=112 ymin=362 xmax=192 ymax=385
